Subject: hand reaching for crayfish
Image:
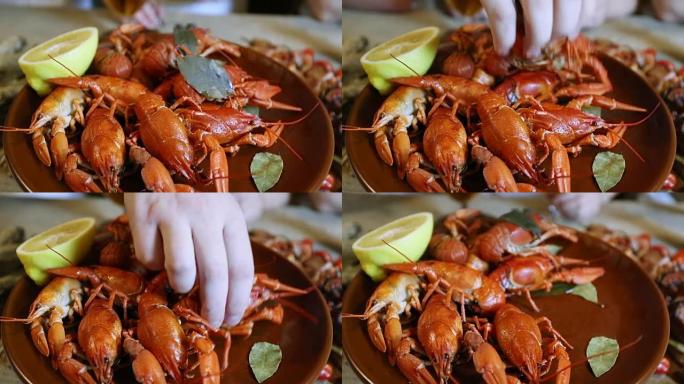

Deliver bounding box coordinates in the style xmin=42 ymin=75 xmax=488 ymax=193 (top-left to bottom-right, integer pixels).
xmin=480 ymin=0 xmax=638 ymax=58
xmin=549 ymin=193 xmax=617 ymax=223
xmin=124 ymin=193 xmax=254 ymax=328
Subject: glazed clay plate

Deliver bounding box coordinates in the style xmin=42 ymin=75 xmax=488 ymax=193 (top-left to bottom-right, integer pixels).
xmin=342 ymin=231 xmax=669 ymax=383
xmin=2 ymin=241 xmax=333 ymax=384
xmin=345 ymin=54 xmax=676 ymax=192
xmin=3 ymin=45 xmax=334 ymax=192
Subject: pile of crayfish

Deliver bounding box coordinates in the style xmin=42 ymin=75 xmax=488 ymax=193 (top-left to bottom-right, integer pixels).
xmin=3 ymin=24 xmax=311 ymax=192
xmin=344 ymin=209 xmax=606 ymax=383
xmin=0 ymin=216 xmax=313 ymax=384
xmin=351 ymin=24 xmax=655 ymax=192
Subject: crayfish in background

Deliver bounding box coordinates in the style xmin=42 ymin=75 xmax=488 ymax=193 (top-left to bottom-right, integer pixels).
xmin=356 ymin=24 xmax=655 ymax=192
xmin=0 ymin=216 xmax=315 ymax=384
xmin=2 ymin=24 xmax=315 ymax=192
xmin=344 ymin=209 xmax=608 ymax=383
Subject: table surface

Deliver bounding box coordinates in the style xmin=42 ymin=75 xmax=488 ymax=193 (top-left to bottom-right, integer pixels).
xmin=341 ymin=193 xmax=684 ymax=383
xmin=0 ymin=194 xmax=341 ymax=384
xmin=341 ymin=8 xmax=684 ymax=192
xmin=0 ymin=5 xmax=341 ymax=192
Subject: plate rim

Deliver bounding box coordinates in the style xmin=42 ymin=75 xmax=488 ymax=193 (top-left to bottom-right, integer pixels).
xmin=2 ymin=43 xmax=335 ymax=193
xmin=1 ymin=240 xmax=334 ymax=384
xmin=341 ymin=230 xmax=671 ymax=384
xmin=344 ymin=53 xmax=677 ymax=193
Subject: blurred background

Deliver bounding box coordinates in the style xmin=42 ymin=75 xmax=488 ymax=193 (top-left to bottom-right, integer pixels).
xmin=0 ymin=0 xmax=342 ymax=24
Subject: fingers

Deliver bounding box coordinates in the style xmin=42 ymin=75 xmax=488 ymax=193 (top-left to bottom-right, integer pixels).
xmin=481 ymin=0 xmax=518 ymax=56
xmin=232 ymin=193 xmax=265 ymax=225
xmin=519 ymin=0 xmax=554 ymax=58
xmin=223 ymin=219 xmax=254 ymax=327
xmin=124 ymin=194 xmax=163 ymax=270
xmin=552 ymin=0 xmax=582 ymax=39
xmin=193 ymin=227 xmax=229 ymax=328
xmin=160 ymin=222 xmax=197 ymax=294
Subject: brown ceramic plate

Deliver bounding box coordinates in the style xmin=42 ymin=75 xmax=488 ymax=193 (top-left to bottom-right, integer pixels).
xmin=342 ymin=231 xmax=669 ymax=383
xmin=2 ymin=241 xmax=333 ymax=384
xmin=3 ymin=45 xmax=334 ymax=192
xmin=345 ymin=54 xmax=676 ymax=192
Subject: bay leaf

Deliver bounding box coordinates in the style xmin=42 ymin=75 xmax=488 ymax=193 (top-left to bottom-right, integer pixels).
xmin=249 ymin=342 xmax=282 ymax=383
xmin=592 ymin=152 xmax=625 ymax=192
xmin=177 ymin=56 xmax=233 ymax=101
xmin=173 ymin=24 xmax=198 ymax=55
xmin=499 ymin=209 xmax=541 ymax=236
xmin=567 ymin=283 xmax=598 ymax=304
xmin=532 ymin=283 xmax=575 ymax=298
xmin=582 ymin=105 xmax=602 ymax=117
xmin=587 ymin=336 xmax=619 ymax=377
xmin=251 ymin=153 xmax=284 ymax=192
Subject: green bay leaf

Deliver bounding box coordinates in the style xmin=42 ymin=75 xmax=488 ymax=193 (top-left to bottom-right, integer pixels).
xmin=251 ymin=153 xmax=284 ymax=192
xmin=173 ymin=24 xmax=199 ymax=54
xmin=249 ymin=342 xmax=282 ymax=383
xmin=582 ymin=105 xmax=602 ymax=117
xmin=566 ymin=283 xmax=598 ymax=304
xmin=587 ymin=336 xmax=619 ymax=377
xmin=499 ymin=209 xmax=541 ymax=236
xmin=592 ymin=152 xmax=625 ymax=192
xmin=177 ymin=56 xmax=233 ymax=101
xmin=532 ymin=282 xmax=575 ymax=297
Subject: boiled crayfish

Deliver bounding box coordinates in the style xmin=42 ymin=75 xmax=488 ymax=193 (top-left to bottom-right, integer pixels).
xmin=359 ymin=24 xmax=653 ymax=192
xmin=345 ymin=209 xmax=607 ymax=383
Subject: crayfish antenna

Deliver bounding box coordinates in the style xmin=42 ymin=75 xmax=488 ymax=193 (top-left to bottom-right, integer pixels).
xmin=46 ymin=244 xmax=76 ymax=266
xmin=257 ymin=98 xmax=323 ymax=161
xmin=606 ymin=101 xmax=661 ymax=128
xmin=0 ymin=315 xmax=33 ymax=322
xmin=0 ymin=125 xmax=32 ymax=132
xmin=341 ymin=124 xmax=376 ymax=132
xmin=390 ymin=53 xmax=420 ymax=76
xmin=340 ymin=313 xmax=370 ymax=319
xmin=48 ymin=54 xmax=79 ymax=77
xmin=278 ymin=299 xmax=318 ymax=324
xmin=269 ymin=97 xmax=322 ymax=127
xmin=261 ymin=125 xmax=303 ymax=161
xmin=381 ymin=239 xmax=416 ymax=264
xmin=538 ymin=335 xmax=643 ymax=383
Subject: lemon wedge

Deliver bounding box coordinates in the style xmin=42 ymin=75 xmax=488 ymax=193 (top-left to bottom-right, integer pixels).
xmin=18 ymin=27 xmax=98 ymax=96
xmin=16 ymin=217 xmax=96 ymax=285
xmin=361 ymin=26 xmax=439 ymax=95
xmin=352 ymin=212 xmax=433 ymax=281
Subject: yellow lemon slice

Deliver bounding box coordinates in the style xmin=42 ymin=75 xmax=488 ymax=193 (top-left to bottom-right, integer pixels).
xmin=352 ymin=212 xmax=433 ymax=281
xmin=16 ymin=217 xmax=96 ymax=285
xmin=18 ymin=27 xmax=98 ymax=96
xmin=361 ymin=26 xmax=439 ymax=95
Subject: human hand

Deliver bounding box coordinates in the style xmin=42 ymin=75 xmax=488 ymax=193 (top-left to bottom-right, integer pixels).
xmin=653 ymin=0 xmax=684 ymax=22
xmin=480 ymin=0 xmax=637 ymax=58
xmin=233 ymin=193 xmax=291 ymax=224
xmin=124 ymin=193 xmax=253 ymax=328
xmin=307 ymin=0 xmax=342 ymax=22
xmin=549 ymin=193 xmax=616 ymax=222
xmin=131 ymin=0 xmax=163 ymax=29
xmin=309 ymin=192 xmax=342 ymax=213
